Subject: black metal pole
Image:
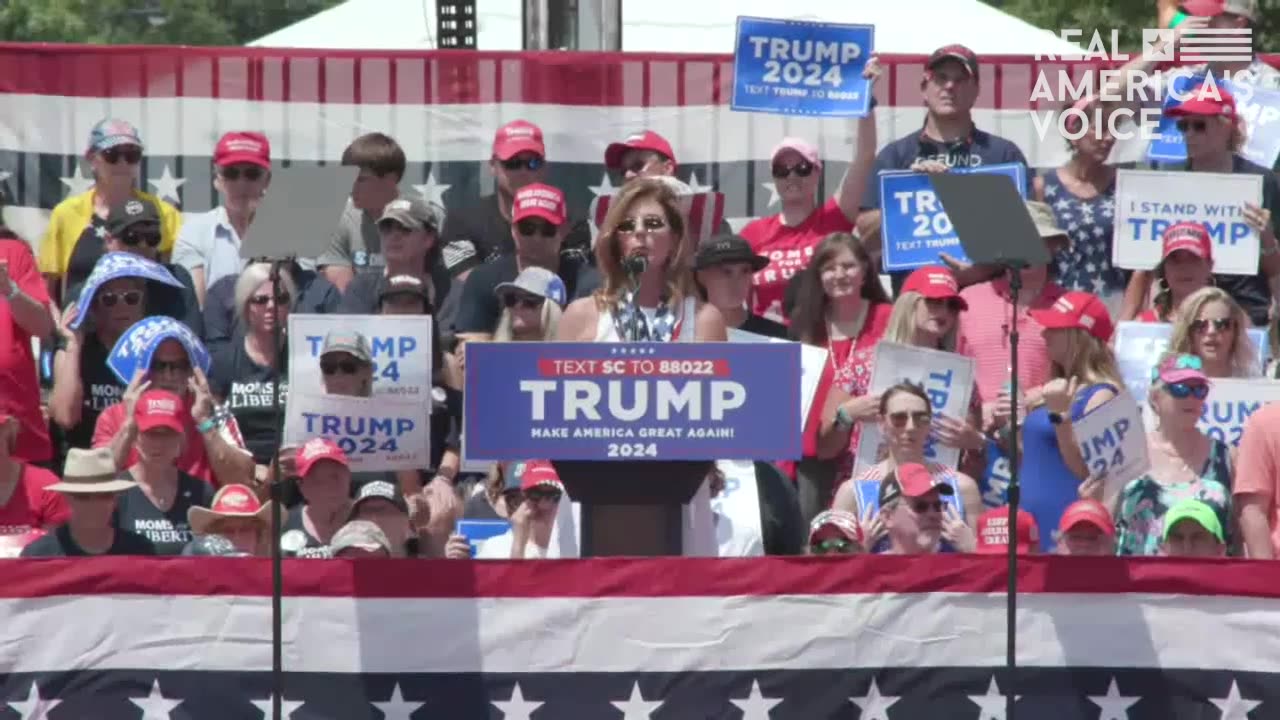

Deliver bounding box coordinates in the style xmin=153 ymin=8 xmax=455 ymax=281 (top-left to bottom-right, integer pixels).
xmin=267 ymin=259 xmax=287 ymax=720
xmin=1005 ymin=264 xmax=1023 ymax=720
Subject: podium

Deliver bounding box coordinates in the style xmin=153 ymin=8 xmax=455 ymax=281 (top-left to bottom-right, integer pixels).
xmin=463 ymin=340 xmax=803 ymax=558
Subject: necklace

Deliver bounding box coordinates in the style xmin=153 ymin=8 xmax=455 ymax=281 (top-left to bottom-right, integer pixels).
xmin=826 ymin=302 xmax=868 ymax=372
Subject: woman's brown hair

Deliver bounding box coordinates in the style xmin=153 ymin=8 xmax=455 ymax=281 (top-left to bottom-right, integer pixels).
xmin=878 ymin=381 xmax=932 ymax=416
xmin=593 ymin=178 xmax=693 ymax=307
xmin=788 ymin=232 xmax=890 ymax=345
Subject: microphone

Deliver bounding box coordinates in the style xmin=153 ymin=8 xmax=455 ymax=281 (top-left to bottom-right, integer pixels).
xmin=622 ymin=253 xmax=648 ymax=278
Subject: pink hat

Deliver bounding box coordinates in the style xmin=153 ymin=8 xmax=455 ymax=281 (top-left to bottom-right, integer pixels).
xmin=214 ymin=131 xmax=271 ymax=169
xmin=1029 ymin=291 xmax=1115 ymax=342
xmin=605 ymin=130 xmax=678 ymax=170
xmin=493 ymin=120 xmax=546 ymax=161
xmin=1152 ymin=353 xmax=1209 ymax=386
xmin=513 ymin=183 xmax=567 ymax=226
xmin=769 ymin=137 xmax=821 ymax=168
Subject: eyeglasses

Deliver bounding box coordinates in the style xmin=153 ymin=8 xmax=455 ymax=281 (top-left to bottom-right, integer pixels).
xmin=220 ymin=165 xmax=265 ymax=182
xmin=810 ymin=538 xmax=855 ymax=555
xmin=96 ymin=290 xmax=142 ymax=308
xmin=909 ymin=499 xmax=944 ymax=514
xmin=924 ymin=297 xmax=965 ymax=313
xmin=525 ymin=489 xmax=562 ymax=503
xmin=1176 ymin=118 xmax=1210 ymax=134
xmin=771 ymin=161 xmax=815 ymax=179
xmin=250 ymin=292 xmax=291 ymax=306
xmin=321 ymin=359 xmax=362 ymax=375
xmin=150 ymin=359 xmax=191 ymax=374
xmin=516 ymin=219 xmax=558 ymax=237
xmin=499 ymin=156 xmax=545 ymax=172
xmin=504 ymin=294 xmax=544 ymax=310
xmin=121 ymin=231 xmax=162 ymax=248
xmin=616 ymin=216 xmax=667 ymax=234
xmin=101 ymin=147 xmax=142 ymax=165
xmin=1166 ymin=381 xmax=1210 ymax=400
xmin=1191 ymin=317 xmax=1233 ymax=334
xmin=887 ymin=411 xmax=932 ymax=428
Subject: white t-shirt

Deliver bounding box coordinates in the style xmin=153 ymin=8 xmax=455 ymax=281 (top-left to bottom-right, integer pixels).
xmin=475 ymin=530 xmax=548 ymax=560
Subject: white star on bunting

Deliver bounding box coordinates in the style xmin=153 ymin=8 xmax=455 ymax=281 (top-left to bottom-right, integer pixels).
xmin=1211 ymin=679 xmax=1263 ymax=720
xmin=760 ymin=181 xmax=781 ymax=208
xmin=413 ymin=170 xmax=451 ymax=207
xmin=147 ymin=164 xmax=186 ymax=204
xmin=491 ymin=683 xmax=543 ymax=720
xmin=59 ymin=165 xmax=96 ymax=197
xmin=611 ymin=682 xmax=664 ymax=719
xmin=729 ymin=679 xmax=783 ymax=719
xmin=967 ymin=676 xmax=1020 ymax=720
xmin=1087 ymin=678 xmax=1141 ymax=720
xmin=369 ymin=683 xmax=425 ymax=720
xmin=686 ymin=171 xmax=714 ymax=193
xmin=849 ymin=678 xmax=900 ymax=720
xmin=128 ymin=679 xmax=182 ymax=720
xmin=7 ymin=681 xmax=62 ymax=720
xmin=249 ymin=694 xmax=303 ymax=718
xmin=589 ymin=171 xmax=619 ymax=198
xmin=0 ymin=169 xmax=10 ymax=184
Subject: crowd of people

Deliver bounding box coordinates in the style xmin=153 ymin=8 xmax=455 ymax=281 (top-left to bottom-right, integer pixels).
xmin=3 ymin=2 xmax=1280 ymax=562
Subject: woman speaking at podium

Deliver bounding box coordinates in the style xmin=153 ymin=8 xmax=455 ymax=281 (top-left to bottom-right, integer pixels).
xmin=556 ymin=178 xmax=727 ymax=343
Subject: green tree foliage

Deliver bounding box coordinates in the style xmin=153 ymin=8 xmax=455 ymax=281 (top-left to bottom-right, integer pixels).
xmin=0 ymin=0 xmax=345 ymax=46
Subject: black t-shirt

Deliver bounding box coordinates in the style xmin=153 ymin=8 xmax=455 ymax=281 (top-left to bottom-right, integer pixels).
xmin=1190 ymin=155 xmax=1280 ymax=326
xmin=738 ymin=313 xmax=789 ymax=340
xmin=441 ymin=194 xmax=595 ymax=262
xmin=202 ymin=263 xmax=341 ymax=354
xmin=209 ymin=334 xmax=287 ymax=464
xmin=280 ymin=504 xmax=333 ymax=558
xmin=66 ymin=265 xmax=204 ymax=337
xmin=752 ymin=461 xmax=804 ymax=556
xmin=64 ymin=216 xmax=110 ymax=302
xmin=454 ymin=254 xmax=601 ymax=335
xmin=113 ymin=472 xmax=215 ymax=556
xmin=61 ymin=333 xmax=125 ymax=450
xmin=21 ymin=524 xmax=157 ymax=557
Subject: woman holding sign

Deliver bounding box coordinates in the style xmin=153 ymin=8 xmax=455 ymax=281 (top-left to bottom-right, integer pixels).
xmin=1168 ymin=287 xmax=1261 ymax=378
xmin=1136 ymin=222 xmax=1215 ymax=323
xmin=556 ymin=178 xmax=727 ymax=343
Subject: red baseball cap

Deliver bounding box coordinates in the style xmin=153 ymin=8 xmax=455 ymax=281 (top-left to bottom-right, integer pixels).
xmin=296 ymin=438 xmax=350 ymax=477
xmin=214 ymin=131 xmax=271 ymax=169
xmin=901 ymin=265 xmax=968 ymax=310
xmin=1160 ymin=222 xmax=1214 ymax=265
xmin=1183 ymin=0 xmax=1258 ymax=22
xmin=1058 ymin=499 xmax=1116 ymax=537
xmin=134 ymin=389 xmax=185 ymax=433
xmin=516 ymin=460 xmax=563 ymax=492
xmin=605 ymin=130 xmax=677 ymax=170
xmin=808 ymin=509 xmax=864 ymax=546
xmin=974 ymin=506 xmax=1039 ymax=554
xmin=493 ymin=120 xmax=546 ymax=161
xmin=1029 ymin=291 xmax=1115 ymax=342
xmin=926 ymin=44 xmax=979 ymax=77
xmin=879 ymin=462 xmax=955 ymax=505
xmin=1165 ymin=82 xmax=1237 ymax=119
xmin=512 ymin=183 xmax=567 ymax=226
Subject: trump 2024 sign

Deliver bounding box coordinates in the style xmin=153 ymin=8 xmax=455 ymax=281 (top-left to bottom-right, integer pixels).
xmin=464 ymin=342 xmax=802 ymax=461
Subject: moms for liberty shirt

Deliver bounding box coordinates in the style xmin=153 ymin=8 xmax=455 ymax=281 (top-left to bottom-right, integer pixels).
xmin=112 ymin=471 xmax=215 ymax=555
xmin=210 ymin=334 xmax=287 ymax=464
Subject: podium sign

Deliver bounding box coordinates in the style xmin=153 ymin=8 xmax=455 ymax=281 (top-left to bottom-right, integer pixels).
xmin=464 ymin=342 xmax=802 ymax=461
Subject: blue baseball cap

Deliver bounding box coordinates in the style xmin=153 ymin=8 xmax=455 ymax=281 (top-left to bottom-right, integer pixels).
xmin=88 ymin=118 xmax=143 ymax=153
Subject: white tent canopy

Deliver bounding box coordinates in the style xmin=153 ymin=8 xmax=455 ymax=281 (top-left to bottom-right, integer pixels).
xmin=251 ymin=0 xmax=1081 ymax=56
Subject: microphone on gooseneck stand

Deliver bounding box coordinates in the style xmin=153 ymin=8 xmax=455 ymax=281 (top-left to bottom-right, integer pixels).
xmin=622 ymin=252 xmax=649 ymax=343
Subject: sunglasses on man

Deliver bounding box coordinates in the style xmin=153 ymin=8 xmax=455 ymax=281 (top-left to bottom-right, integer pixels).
xmin=524 ymin=488 xmax=562 ymax=504
xmin=1175 ymin=118 xmax=1210 ymax=134
xmin=220 ymin=165 xmax=265 ymax=182
xmin=121 ymin=230 xmax=162 ymax=248
xmin=321 ymin=359 xmax=364 ymax=375
xmin=499 ymin=156 xmax=545 ymax=172
xmin=810 ymin=538 xmax=858 ymax=555
xmin=516 ymin=219 xmax=558 ymax=238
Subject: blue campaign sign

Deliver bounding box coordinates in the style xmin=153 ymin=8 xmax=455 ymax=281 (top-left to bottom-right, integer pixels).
xmin=463 ymin=342 xmax=803 ymax=461
xmin=730 ymin=17 xmax=873 ymax=117
xmin=457 ymin=520 xmax=511 ymax=558
xmin=1113 ymin=321 xmax=1269 ymax=401
xmin=1148 ymin=77 xmax=1280 ymax=168
xmin=108 ymin=316 xmax=211 ymax=385
xmin=879 ymin=163 xmax=1028 ymax=271
xmin=1147 ymin=73 xmax=1202 ymax=163
xmin=71 ymin=252 xmax=183 ymax=330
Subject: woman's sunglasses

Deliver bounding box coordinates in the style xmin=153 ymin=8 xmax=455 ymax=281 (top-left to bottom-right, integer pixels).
xmin=321 ymin=359 xmax=363 ymax=375
xmin=924 ymin=297 xmax=965 ymax=313
xmin=1191 ymin=317 xmax=1233 ymax=334
xmin=1176 ymin=118 xmax=1210 ymax=134
xmin=616 ymin=216 xmax=667 ymax=234
xmin=250 ymin=292 xmax=291 ymax=306
xmin=771 ymin=161 xmax=815 ymax=179
xmin=887 ymin=411 xmax=932 ymax=428
xmin=499 ymin=156 xmax=545 ymax=172
xmin=220 ymin=165 xmax=265 ymax=182
xmin=525 ymin=489 xmax=562 ymax=503
xmin=516 ymin=219 xmax=557 ymax=238
xmin=121 ymin=230 xmax=162 ymax=248
xmin=96 ymin=290 xmax=142 ymax=308
xmin=810 ymin=538 xmax=856 ymax=555
xmin=504 ymin=294 xmax=544 ymax=310
xmin=1165 ymin=381 xmax=1210 ymax=400
xmin=150 ymin=359 xmax=191 ymax=374
xmin=101 ymin=147 xmax=142 ymax=165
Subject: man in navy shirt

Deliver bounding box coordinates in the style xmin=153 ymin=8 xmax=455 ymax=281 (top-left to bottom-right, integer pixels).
xmin=856 ymin=44 xmax=1031 ymax=293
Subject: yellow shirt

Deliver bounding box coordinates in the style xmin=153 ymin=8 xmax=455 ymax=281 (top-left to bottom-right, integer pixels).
xmin=37 ymin=189 xmax=182 ymax=276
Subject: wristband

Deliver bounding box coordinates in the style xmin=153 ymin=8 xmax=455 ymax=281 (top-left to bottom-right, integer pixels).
xmin=1169 ymin=10 xmax=1188 ymax=29
xmin=835 ymin=406 xmax=855 ymax=430
xmin=197 ymin=417 xmax=219 ymax=434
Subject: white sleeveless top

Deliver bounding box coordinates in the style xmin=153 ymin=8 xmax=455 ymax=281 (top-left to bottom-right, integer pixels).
xmin=594 ymin=296 xmax=698 ymax=343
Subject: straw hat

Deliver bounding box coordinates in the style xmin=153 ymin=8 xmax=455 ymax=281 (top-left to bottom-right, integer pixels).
xmin=48 ymin=448 xmax=137 ymax=494
xmin=188 ymin=484 xmax=273 ymax=534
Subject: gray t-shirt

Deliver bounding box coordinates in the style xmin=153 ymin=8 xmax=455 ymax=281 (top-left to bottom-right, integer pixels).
xmin=316 ymin=199 xmax=383 ymax=270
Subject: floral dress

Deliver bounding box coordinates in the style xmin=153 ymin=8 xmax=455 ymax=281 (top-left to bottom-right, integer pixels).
xmin=1114 ymin=439 xmax=1233 ymax=556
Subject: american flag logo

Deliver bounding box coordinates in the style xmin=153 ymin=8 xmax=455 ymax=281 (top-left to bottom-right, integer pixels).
xmin=1177 ymin=27 xmax=1254 ymax=64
